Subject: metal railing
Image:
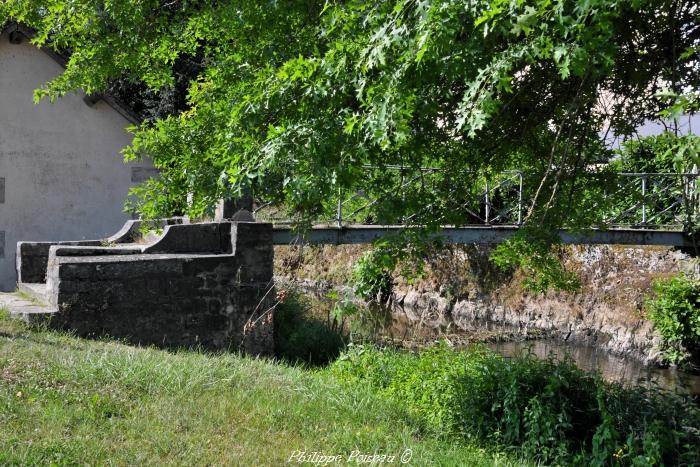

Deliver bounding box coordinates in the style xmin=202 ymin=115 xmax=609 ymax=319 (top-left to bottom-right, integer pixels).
xmin=599 ymin=173 xmax=699 ymax=228
xmin=254 ymin=168 xmax=700 ymax=231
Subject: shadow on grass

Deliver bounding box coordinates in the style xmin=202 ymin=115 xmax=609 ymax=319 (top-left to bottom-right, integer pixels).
xmin=274 ymin=289 xmax=348 ymax=367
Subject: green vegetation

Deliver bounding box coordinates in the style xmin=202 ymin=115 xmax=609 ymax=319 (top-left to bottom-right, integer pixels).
xmin=647 ymin=274 xmax=700 ymax=365
xmin=332 ymin=343 xmax=700 ymax=465
xmin=350 ymin=232 xmax=442 ymax=300
xmin=2 ymin=1 xmax=698 ymax=228
xmin=491 ymin=227 xmax=581 ymax=293
xmin=274 ymin=289 xmax=347 ymax=366
xmin=351 ymin=250 xmax=396 ymax=302
xmin=613 ymin=133 xmax=700 ymax=174
xmin=0 ymin=310 xmax=514 ymax=465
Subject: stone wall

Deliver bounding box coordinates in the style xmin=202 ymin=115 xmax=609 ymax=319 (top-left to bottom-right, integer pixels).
xmin=19 ymin=221 xmax=274 ymax=356
xmin=274 ymin=244 xmax=697 ymax=364
xmin=16 ymin=218 xmax=184 ymax=284
xmin=17 ymin=240 xmax=101 ymax=284
xmin=47 ymin=253 xmax=272 ymax=354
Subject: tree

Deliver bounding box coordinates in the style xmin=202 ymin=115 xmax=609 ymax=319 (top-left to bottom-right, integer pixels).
xmin=2 ymin=0 xmax=699 ymax=286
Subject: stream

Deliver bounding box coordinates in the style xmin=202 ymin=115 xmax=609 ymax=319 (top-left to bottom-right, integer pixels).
xmin=308 ymin=293 xmax=700 ymax=396
xmin=487 ymin=340 xmax=700 ymax=396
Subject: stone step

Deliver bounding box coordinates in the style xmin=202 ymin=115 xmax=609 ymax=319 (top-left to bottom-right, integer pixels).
xmin=0 ymin=291 xmax=54 ymax=324
xmin=17 ymin=282 xmax=50 ymax=305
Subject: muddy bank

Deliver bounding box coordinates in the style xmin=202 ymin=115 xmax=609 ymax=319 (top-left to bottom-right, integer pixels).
xmin=275 ymin=244 xmax=697 ymax=365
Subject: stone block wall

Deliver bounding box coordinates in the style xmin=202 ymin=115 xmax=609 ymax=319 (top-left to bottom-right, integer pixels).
xmin=16 ymin=217 xmax=184 ymax=284
xmin=19 ymin=220 xmax=275 ymax=356
xmin=17 ymin=240 xmax=102 ymax=283
xmin=46 ymin=252 xmax=273 ymax=354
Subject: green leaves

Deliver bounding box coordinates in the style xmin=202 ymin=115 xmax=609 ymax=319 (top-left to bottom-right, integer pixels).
xmin=510 ymin=5 xmax=538 ymax=36
xmin=332 ymin=343 xmax=700 ymax=464
xmin=647 ymin=274 xmax=700 ymax=365
xmin=617 ymin=132 xmax=700 ymax=174
xmin=4 ymin=0 xmax=700 ymax=290
xmin=491 ymin=227 xmax=581 ymax=293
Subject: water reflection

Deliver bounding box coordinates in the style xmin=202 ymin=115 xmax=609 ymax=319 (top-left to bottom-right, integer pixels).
xmin=305 ymin=292 xmax=700 ymax=396
xmin=488 ymin=340 xmax=700 ymax=396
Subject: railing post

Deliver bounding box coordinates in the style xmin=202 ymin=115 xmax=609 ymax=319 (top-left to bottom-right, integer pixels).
xmin=518 ymin=173 xmax=523 ymax=225
xmin=691 ymin=171 xmax=698 ymax=226
xmin=336 ymin=189 xmax=343 ymax=228
xmin=485 ymin=180 xmax=490 ymax=225
xmin=401 ymin=166 xmax=406 ymax=225
xmin=641 ymin=175 xmax=647 ymax=225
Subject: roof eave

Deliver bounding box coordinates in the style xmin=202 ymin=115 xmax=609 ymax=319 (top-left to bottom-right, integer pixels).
xmin=2 ymin=21 xmax=141 ymax=125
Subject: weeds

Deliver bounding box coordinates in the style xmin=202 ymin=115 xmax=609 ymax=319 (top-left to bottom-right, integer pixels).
xmin=274 ymin=288 xmax=348 ymax=366
xmin=332 ymin=343 xmax=700 ymax=465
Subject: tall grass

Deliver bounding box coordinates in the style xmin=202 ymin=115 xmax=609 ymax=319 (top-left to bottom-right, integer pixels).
xmin=332 ymin=343 xmax=700 ymax=465
xmin=0 ymin=312 xmax=513 ymax=465
xmin=274 ymin=289 xmax=347 ymax=366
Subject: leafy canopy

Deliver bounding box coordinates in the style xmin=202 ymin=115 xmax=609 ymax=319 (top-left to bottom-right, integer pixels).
xmin=1 ymin=0 xmax=699 ymax=288
xmin=3 ymin=0 xmax=698 ymax=218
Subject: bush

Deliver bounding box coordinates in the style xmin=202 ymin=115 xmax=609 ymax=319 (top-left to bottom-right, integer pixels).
xmin=614 ymin=132 xmax=700 ymax=174
xmin=647 ymin=274 xmax=700 ymax=365
xmin=274 ymin=289 xmax=347 ymax=366
xmin=600 ymin=381 xmax=700 ymax=465
xmin=351 ymin=250 xmax=395 ymax=301
xmin=350 ymin=232 xmax=442 ymax=301
xmin=331 ymin=343 xmax=700 ymax=465
xmin=490 ymin=227 xmax=581 ymax=293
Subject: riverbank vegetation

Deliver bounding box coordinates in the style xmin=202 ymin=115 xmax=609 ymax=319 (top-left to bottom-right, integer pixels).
xmin=647 ymin=274 xmax=700 ymax=367
xmin=274 ymin=289 xmax=348 ymax=366
xmin=332 ymin=343 xmax=700 ymax=465
xmin=275 ymin=289 xmax=700 ymax=464
xmin=2 ymin=305 xmax=699 ymax=465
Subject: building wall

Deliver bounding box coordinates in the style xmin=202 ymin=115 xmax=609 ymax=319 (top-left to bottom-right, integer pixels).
xmin=0 ymin=31 xmax=153 ymax=290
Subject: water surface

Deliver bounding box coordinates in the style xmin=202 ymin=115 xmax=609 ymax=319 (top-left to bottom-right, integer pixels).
xmin=488 ymin=340 xmax=700 ymax=396
xmin=307 ymin=292 xmax=700 ymax=395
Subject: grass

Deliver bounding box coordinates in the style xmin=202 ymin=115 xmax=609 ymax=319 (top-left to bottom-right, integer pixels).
xmin=0 ymin=308 xmax=519 ymax=466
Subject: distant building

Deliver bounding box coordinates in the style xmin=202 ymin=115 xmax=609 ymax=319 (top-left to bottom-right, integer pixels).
xmin=0 ymin=23 xmax=156 ymax=290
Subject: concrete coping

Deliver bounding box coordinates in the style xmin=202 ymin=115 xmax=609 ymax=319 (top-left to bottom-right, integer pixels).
xmin=20 ymin=220 xmax=272 ymax=285
xmin=50 ymin=245 xmax=146 ymax=257
xmin=142 ymin=222 xmax=233 ymax=254
xmin=106 ymin=217 xmax=186 ymax=244
xmin=16 ymin=217 xmax=189 ymax=250
xmin=48 ymin=222 xmax=273 ymax=263
xmin=52 ymin=252 xmax=234 ymax=264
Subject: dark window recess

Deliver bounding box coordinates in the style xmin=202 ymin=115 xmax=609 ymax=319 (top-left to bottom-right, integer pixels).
xmin=0 ymin=178 xmax=5 ymax=203
xmin=131 ymin=167 xmax=160 ymax=183
xmin=0 ymin=231 xmax=5 ymax=258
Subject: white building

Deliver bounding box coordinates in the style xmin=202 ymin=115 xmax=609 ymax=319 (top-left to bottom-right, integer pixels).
xmin=0 ymin=23 xmax=155 ymax=290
